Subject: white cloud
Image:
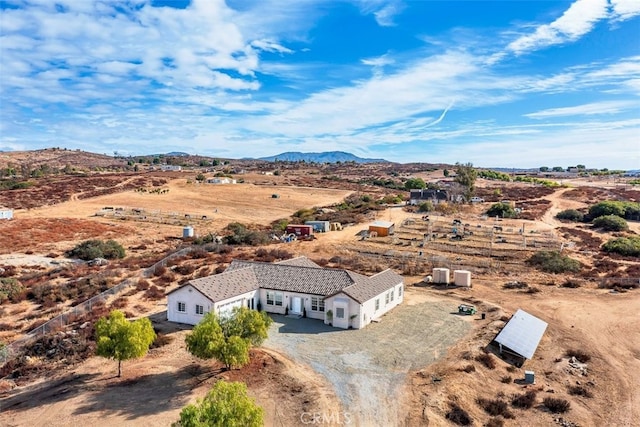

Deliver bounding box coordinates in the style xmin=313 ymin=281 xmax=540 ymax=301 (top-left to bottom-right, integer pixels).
xmin=525 ymin=101 xmax=638 ymax=118
xmin=353 ymin=0 xmax=405 ymax=27
xmin=610 ymin=0 xmax=640 ymax=21
xmin=507 ymin=0 xmax=609 ymax=55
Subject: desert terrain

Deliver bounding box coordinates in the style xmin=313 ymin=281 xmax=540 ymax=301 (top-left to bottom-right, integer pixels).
xmin=1 ymin=152 xmax=639 ymax=427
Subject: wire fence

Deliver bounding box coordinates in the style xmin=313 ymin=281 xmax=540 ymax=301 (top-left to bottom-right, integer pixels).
xmin=1 ymin=246 xmax=199 ymax=366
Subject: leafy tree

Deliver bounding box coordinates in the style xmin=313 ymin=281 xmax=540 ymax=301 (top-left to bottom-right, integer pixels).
xmin=404 ymin=177 xmax=426 ymax=190
xmin=443 ymin=169 xmax=450 ymax=177
xmin=454 ymin=162 xmax=477 ymax=201
xmin=487 ymin=202 xmax=516 ymax=218
xmin=95 ymin=310 xmax=156 ymax=377
xmin=552 ymin=166 xmax=564 ymax=172
xmin=185 ymin=308 xmax=272 ymax=370
xmin=576 ymin=164 xmax=586 ymax=170
xmin=174 ymin=380 xmax=263 ymax=427
xmin=592 ymin=215 xmax=628 ymax=231
xmin=195 ymin=173 xmax=206 ymax=182
xmin=556 ymin=209 xmax=584 ymax=222
xmin=418 ymin=201 xmax=434 ymax=213
xmin=603 ymin=236 xmax=640 ymax=257
xmin=589 ymin=201 xmax=626 ymax=219
xmin=67 ymin=239 xmax=125 ymax=260
xmin=539 ymin=166 xmax=549 ymax=172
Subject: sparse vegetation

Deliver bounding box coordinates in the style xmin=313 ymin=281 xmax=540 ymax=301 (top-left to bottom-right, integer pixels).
xmin=565 ymin=349 xmax=591 ymax=363
xmin=487 ymin=202 xmax=516 ymax=218
xmin=543 ymin=397 xmax=571 ymax=413
xmin=592 ymin=215 xmax=628 ymax=231
xmin=476 ymin=398 xmax=514 ymax=418
xmin=446 ymin=402 xmax=473 ymax=426
xmin=475 ymin=352 xmax=496 ymax=369
xmin=568 ymin=385 xmax=593 ymax=398
xmin=556 ymin=209 xmax=584 ymax=222
xmin=511 ymin=390 xmax=537 ymax=409
xmin=603 ymin=236 xmax=640 ymax=257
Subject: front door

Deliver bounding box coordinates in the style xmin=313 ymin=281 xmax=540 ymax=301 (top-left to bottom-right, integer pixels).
xmin=291 ymin=297 xmax=302 ymax=314
xmin=333 ymin=305 xmax=349 ymax=329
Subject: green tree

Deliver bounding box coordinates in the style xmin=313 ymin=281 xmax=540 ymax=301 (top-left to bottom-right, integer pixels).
xmin=486 ymin=202 xmax=516 ymax=218
xmin=443 ymin=169 xmax=450 ymax=177
xmin=67 ymin=239 xmax=125 ymax=260
xmin=556 ymin=209 xmax=584 ymax=222
xmin=404 ymin=177 xmax=426 ymax=190
xmin=454 ymin=162 xmax=477 ymax=201
xmin=195 ymin=173 xmax=206 ymax=182
xmin=539 ymin=166 xmax=549 ymax=172
xmin=588 ymin=201 xmax=626 ymax=219
xmin=185 ymin=308 xmax=272 ymax=370
xmin=527 ymin=251 xmax=581 ymax=274
xmin=174 ymin=381 xmax=263 ymax=427
xmin=95 ymin=310 xmax=156 ymax=377
xmin=552 ymin=166 xmax=564 ymax=172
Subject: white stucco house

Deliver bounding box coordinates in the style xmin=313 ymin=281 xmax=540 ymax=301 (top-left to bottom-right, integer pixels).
xmin=166 ymin=256 xmax=404 ymax=329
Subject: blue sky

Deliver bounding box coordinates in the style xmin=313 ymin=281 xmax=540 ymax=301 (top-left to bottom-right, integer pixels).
xmin=1 ymin=0 xmax=639 ymax=169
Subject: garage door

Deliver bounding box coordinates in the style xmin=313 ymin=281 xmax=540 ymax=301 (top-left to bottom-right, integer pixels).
xmin=218 ymin=299 xmax=243 ymax=316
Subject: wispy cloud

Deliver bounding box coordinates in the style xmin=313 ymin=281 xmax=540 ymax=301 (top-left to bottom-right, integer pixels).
xmin=507 ymin=0 xmax=609 ymax=55
xmin=525 ymin=101 xmax=638 ymax=118
xmin=354 ymin=0 xmax=405 ymax=26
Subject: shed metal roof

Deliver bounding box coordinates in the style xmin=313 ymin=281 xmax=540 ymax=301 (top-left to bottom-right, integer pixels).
xmin=370 ymin=220 xmax=394 ymax=228
xmin=494 ymin=309 xmax=548 ymax=360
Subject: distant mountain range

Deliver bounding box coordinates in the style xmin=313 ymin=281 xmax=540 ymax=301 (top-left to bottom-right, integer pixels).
xmin=258 ymin=151 xmax=388 ymax=163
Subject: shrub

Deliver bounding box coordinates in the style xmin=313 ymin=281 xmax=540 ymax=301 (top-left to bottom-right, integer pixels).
xmin=511 ymin=390 xmax=537 ymax=409
xmin=592 ymin=215 xmax=628 ymax=231
xmin=500 ymin=376 xmax=512 ymax=384
xmin=446 ymin=403 xmax=473 ymax=426
xmin=527 ymin=251 xmax=581 ymax=273
xmin=144 ymin=285 xmax=165 ymax=300
xmin=543 ymin=397 xmax=571 ymax=413
xmin=136 ymin=279 xmax=150 ymax=291
xmin=0 ymin=278 xmax=25 ymax=304
xmin=476 ymin=398 xmax=514 ymax=418
xmin=556 ymin=209 xmax=584 ymax=222
xmin=603 ymin=236 xmax=640 ymax=257
xmin=568 ymin=385 xmax=593 ymax=398
xmin=565 ymin=349 xmax=591 ymax=363
xmin=487 ymin=203 xmax=516 ymax=218
xmin=588 ymin=201 xmax=640 ymax=220
xmin=150 ymin=332 xmax=174 ymax=349
xmin=461 ymin=364 xmax=476 ymax=373
xmin=67 ymin=239 xmax=125 ymax=260
xmin=475 ymin=353 xmax=496 ymax=369
xmin=485 ymin=418 xmax=505 ymax=427
xmin=561 ymin=280 xmax=581 ymax=288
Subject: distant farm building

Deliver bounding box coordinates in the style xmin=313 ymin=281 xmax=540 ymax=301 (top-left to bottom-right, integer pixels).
xmin=493 ymin=309 xmax=548 ymax=365
xmin=369 ymin=220 xmax=395 ymax=237
xmin=286 ymin=224 xmax=314 ymax=237
xmin=305 ymin=220 xmax=330 ymax=233
xmin=160 ymin=165 xmax=182 ymax=171
xmin=0 ymin=207 xmax=13 ymax=220
xmin=409 ymin=189 xmax=449 ymax=205
xmin=207 ymin=177 xmax=236 ymax=184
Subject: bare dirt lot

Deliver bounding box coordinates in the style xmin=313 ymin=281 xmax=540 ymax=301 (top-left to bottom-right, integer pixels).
xmin=1 ymin=164 xmax=640 ymax=427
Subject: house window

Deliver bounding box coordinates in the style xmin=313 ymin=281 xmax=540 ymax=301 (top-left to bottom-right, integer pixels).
xmin=311 ymin=296 xmax=325 ymax=312
xmin=375 ymin=299 xmax=380 ymax=311
xmin=390 ymin=289 xmax=394 ymax=301
xmin=336 ymin=307 xmax=345 ymax=319
xmin=195 ymin=304 xmax=204 ymax=315
xmin=177 ymin=301 xmax=186 ymax=313
xmin=385 ymin=292 xmax=389 ymax=305
xmin=266 ymin=291 xmax=274 ymax=305
xmin=398 ymin=285 xmax=403 ymax=297
xmin=274 ymin=292 xmax=283 ymax=306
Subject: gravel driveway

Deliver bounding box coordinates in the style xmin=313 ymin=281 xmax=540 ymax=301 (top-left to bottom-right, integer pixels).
xmin=264 ymin=299 xmax=471 ymax=426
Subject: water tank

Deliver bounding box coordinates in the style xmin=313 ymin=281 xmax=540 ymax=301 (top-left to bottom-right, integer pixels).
xmin=433 ymin=268 xmax=450 ymax=284
xmin=453 ymin=270 xmax=472 ymax=287
xmin=183 ymin=226 xmax=194 ymax=238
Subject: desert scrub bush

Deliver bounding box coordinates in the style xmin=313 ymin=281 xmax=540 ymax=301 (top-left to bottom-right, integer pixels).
xmin=568 ymin=385 xmax=593 ymax=398
xmin=461 ymin=364 xmax=476 ymax=373
xmin=110 ymin=297 xmax=128 ymax=309
xmin=560 ymin=279 xmax=581 ymax=288
xmin=543 ymin=397 xmax=571 ymax=413
xmin=0 ymin=278 xmax=26 ymax=304
xmin=150 ymin=332 xmax=174 ymax=349
xmin=556 ymin=209 xmax=584 ymax=222
xmin=144 ymin=285 xmax=165 ymax=300
xmin=527 ymin=251 xmax=581 ymax=274
xmin=592 ymin=215 xmax=628 ymax=231
xmin=476 ymin=398 xmax=514 ymax=418
xmin=174 ymin=264 xmax=196 ymax=275
xmin=485 ymin=417 xmax=505 ymax=427
xmin=506 ymin=365 xmax=518 ymax=373
xmin=511 ymin=390 xmax=537 ymax=409
xmin=475 ymin=353 xmax=496 ymax=369
xmin=565 ymin=349 xmax=591 ymax=363
xmin=500 ymin=376 xmax=512 ymax=384
xmin=136 ymin=279 xmax=150 ymax=291
xmin=446 ymin=403 xmax=473 ymax=426
xmin=66 ymin=239 xmax=125 ymax=260
xmin=602 ymin=236 xmax=640 ymax=257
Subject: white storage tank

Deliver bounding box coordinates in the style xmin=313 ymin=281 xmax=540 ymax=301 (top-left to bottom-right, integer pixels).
xmin=433 ymin=267 xmax=450 ymax=284
xmin=453 ymin=270 xmax=472 ymax=287
xmin=183 ymin=226 xmax=194 ymax=238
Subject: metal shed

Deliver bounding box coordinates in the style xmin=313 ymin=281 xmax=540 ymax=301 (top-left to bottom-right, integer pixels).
xmin=494 ymin=309 xmax=548 ymax=361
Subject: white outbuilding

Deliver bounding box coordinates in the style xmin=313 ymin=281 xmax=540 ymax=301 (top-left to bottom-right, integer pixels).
xmin=0 ymin=207 xmax=13 ymax=220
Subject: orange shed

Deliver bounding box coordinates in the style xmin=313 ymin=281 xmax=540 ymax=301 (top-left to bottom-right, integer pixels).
xmin=368 ymin=220 xmax=395 ymax=237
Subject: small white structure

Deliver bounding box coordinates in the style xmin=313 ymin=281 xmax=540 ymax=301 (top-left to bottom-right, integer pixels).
xmin=453 ymin=270 xmax=471 ymax=287
xmin=0 ymin=207 xmax=13 ymax=220
xmin=161 ymin=165 xmax=182 ymax=171
xmin=167 ymin=257 xmax=404 ymax=329
xmin=433 ymin=268 xmax=450 ymax=284
xmin=183 ymin=226 xmax=194 ymax=238
xmin=207 ymin=177 xmax=236 ymax=184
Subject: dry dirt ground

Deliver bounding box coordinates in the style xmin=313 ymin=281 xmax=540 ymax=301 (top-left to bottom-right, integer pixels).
xmin=1 ymin=171 xmax=639 ymax=427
